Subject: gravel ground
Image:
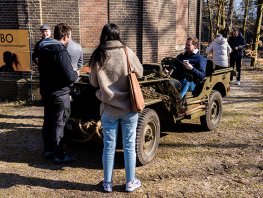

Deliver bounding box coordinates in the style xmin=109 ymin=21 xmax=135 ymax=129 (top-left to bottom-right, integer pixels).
xmin=0 ymin=64 xmax=262 ymax=198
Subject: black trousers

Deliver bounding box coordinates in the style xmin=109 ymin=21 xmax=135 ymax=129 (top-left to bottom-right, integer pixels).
xmin=42 ymin=94 xmax=71 ymax=158
xmin=230 ymin=54 xmax=242 ymax=81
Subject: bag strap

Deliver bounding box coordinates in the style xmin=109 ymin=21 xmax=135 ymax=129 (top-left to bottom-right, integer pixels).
xmin=124 ymin=47 xmax=132 ymax=73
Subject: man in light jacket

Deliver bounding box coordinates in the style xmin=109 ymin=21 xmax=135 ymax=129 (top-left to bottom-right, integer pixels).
xmin=67 ymin=39 xmax=83 ymax=71
xmin=206 ymin=33 xmax=232 ymax=68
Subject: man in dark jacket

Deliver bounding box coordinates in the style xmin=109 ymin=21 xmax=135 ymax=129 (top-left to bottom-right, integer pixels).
xmin=32 ymin=24 xmax=52 ymax=65
xmin=228 ymin=28 xmax=246 ymax=85
xmin=38 ymin=23 xmax=79 ymax=164
xmin=176 ymin=37 xmax=207 ymax=98
xmin=170 ymin=37 xmax=206 ymax=117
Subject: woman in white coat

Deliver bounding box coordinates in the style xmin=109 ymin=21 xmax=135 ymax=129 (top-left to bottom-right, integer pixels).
xmin=206 ymin=33 xmax=232 ymax=68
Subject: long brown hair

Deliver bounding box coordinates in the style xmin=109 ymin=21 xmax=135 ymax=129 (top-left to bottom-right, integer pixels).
xmin=89 ymin=23 xmax=123 ymax=68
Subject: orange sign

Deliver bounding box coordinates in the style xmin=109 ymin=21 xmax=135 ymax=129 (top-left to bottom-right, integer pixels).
xmin=0 ymin=30 xmax=30 ymax=72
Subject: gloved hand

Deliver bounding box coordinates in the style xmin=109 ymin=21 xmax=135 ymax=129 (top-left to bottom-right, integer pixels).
xmin=184 ymin=62 xmax=193 ymax=70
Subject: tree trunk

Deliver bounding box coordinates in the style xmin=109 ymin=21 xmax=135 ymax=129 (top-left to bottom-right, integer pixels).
xmin=251 ymin=0 xmax=263 ymax=67
xmin=226 ymin=0 xmax=235 ymax=35
xmin=242 ymin=0 xmax=249 ymax=38
xmin=215 ymin=0 xmax=223 ymax=36
xmin=221 ymin=1 xmax=226 ymax=29
xmin=207 ymin=0 xmax=214 ymax=42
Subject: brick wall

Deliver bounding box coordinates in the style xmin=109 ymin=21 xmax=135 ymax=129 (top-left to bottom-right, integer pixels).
xmin=0 ymin=0 xmax=202 ymax=70
xmin=141 ymin=0 xmax=159 ymax=63
xmin=0 ymin=0 xmax=202 ymax=100
xmin=79 ymin=0 xmax=108 ymax=64
xmin=158 ymin=0 xmax=179 ymax=61
xmin=26 ymin=0 xmax=80 ymax=70
xmin=25 ymin=0 xmax=80 ymax=45
xmin=0 ymin=0 xmax=19 ymax=29
xmin=188 ymin=0 xmax=197 ymax=38
xmin=109 ymin=0 xmax=202 ymax=63
xmin=109 ymin=0 xmax=142 ymax=60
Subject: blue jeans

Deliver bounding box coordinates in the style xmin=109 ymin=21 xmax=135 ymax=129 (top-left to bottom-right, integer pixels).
xmin=179 ymin=78 xmax=196 ymax=98
xmin=101 ymin=112 xmax=138 ymax=183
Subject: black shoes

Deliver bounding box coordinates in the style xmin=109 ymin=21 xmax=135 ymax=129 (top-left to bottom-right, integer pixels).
xmin=44 ymin=151 xmax=55 ymax=159
xmin=53 ymin=154 xmax=76 ymax=165
xmin=43 ymin=152 xmax=76 ymax=164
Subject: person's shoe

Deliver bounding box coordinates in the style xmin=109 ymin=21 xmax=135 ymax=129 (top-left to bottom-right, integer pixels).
xmin=53 ymin=154 xmax=76 ymax=165
xmin=44 ymin=151 xmax=54 ymax=159
xmin=103 ymin=181 xmax=112 ymax=192
xmin=126 ymin=178 xmax=141 ymax=192
xmin=236 ymin=80 xmax=241 ymax=86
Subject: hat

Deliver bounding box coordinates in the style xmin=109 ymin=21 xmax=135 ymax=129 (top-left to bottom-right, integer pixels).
xmin=40 ymin=24 xmax=50 ymax=30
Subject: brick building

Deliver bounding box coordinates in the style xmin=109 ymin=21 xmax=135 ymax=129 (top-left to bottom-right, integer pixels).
xmin=0 ymin=0 xmax=202 ymax=100
xmin=0 ymin=0 xmax=202 ymax=67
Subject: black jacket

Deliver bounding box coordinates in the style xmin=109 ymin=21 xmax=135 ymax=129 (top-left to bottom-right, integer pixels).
xmin=38 ymin=39 xmax=78 ymax=99
xmin=32 ymin=38 xmax=44 ymax=65
xmin=228 ymin=34 xmax=246 ymax=58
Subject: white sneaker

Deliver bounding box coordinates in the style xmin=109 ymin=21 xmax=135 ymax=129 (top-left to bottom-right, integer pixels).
xmin=125 ymin=178 xmax=141 ymax=192
xmin=103 ymin=181 xmax=112 ymax=192
xmin=236 ymin=81 xmax=241 ymax=85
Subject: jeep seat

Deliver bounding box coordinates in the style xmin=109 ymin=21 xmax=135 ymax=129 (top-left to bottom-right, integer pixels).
xmin=205 ymin=59 xmax=215 ymax=77
xmin=187 ymin=59 xmax=214 ymax=97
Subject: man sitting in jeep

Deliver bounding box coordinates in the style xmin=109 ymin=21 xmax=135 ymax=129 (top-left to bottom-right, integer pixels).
xmin=176 ymin=37 xmax=207 ymax=98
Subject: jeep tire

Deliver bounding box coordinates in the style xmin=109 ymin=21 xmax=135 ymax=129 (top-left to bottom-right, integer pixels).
xmin=136 ymin=108 xmax=160 ymax=166
xmin=200 ymin=90 xmax=222 ymax=131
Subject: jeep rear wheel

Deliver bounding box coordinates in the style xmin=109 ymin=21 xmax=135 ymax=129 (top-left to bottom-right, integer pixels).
xmin=136 ymin=108 xmax=160 ymax=166
xmin=200 ymin=90 xmax=222 ymax=131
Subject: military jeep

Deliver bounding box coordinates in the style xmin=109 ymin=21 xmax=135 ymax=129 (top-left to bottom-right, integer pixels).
xmin=64 ymin=58 xmax=232 ymax=166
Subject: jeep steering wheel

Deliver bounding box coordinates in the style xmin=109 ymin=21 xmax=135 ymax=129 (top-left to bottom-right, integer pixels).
xmin=161 ymin=57 xmax=185 ymax=78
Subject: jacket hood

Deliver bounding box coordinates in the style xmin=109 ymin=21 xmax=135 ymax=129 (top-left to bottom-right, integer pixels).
xmin=215 ymin=34 xmax=227 ymax=44
xmin=104 ymin=40 xmax=124 ymax=49
xmin=39 ymin=38 xmax=66 ymax=52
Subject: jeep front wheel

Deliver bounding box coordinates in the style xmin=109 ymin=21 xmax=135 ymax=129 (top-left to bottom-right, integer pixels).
xmin=136 ymin=108 xmax=160 ymax=166
xmin=200 ymin=90 xmax=222 ymax=131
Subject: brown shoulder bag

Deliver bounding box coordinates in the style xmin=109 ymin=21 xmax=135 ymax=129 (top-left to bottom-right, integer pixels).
xmin=124 ymin=47 xmax=145 ymax=112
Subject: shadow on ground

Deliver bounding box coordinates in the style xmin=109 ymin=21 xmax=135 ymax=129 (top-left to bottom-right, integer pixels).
xmin=0 ymin=114 xmax=126 ymax=171
xmin=0 ymin=172 xmax=101 ymax=191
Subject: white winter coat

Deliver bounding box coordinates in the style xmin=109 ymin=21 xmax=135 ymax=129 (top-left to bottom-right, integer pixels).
xmin=206 ymin=35 xmax=232 ymax=67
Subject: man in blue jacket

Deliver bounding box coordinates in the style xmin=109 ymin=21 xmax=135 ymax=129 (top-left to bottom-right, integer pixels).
xmin=176 ymin=37 xmax=207 ymax=98
xmin=38 ymin=23 xmax=79 ymax=164
xmin=228 ymin=28 xmax=246 ymax=85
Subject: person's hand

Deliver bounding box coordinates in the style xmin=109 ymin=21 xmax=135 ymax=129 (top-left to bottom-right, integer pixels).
xmin=235 ymin=46 xmax=239 ymax=50
xmin=76 ymin=70 xmax=80 ymax=76
xmin=164 ymin=68 xmax=169 ymax=74
xmin=184 ymin=62 xmax=193 ymax=70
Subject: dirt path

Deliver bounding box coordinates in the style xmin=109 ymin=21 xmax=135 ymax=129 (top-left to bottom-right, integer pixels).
xmin=0 ymin=65 xmax=262 ymax=198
